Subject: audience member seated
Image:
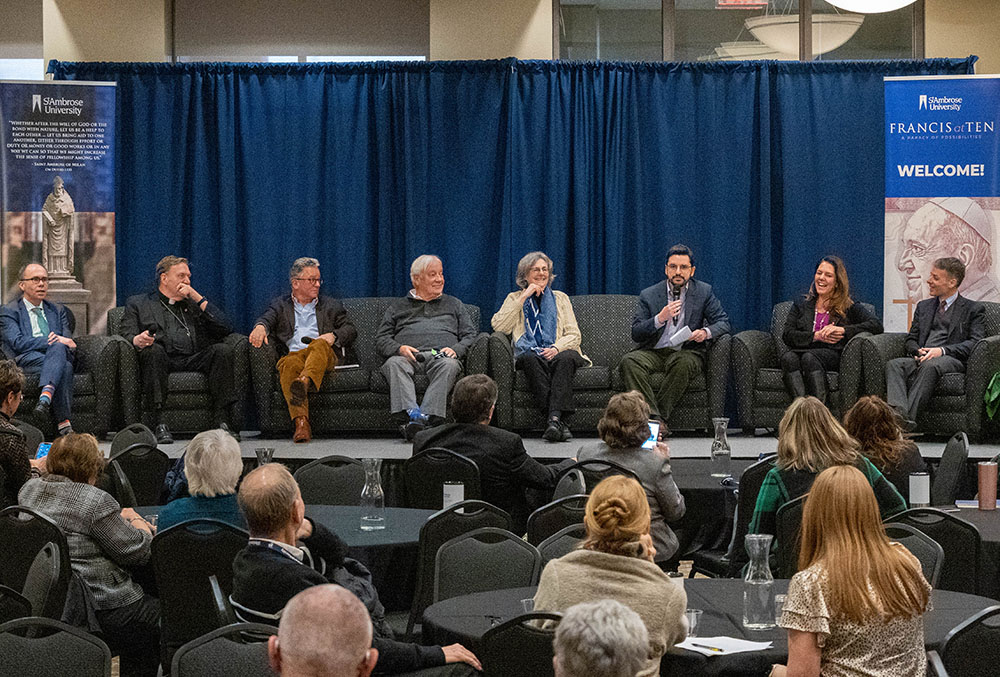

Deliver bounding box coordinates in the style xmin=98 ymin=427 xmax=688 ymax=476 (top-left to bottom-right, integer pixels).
xmin=157 ymin=428 xmax=246 ymax=532
xmin=491 ymin=251 xmax=589 ymax=442
xmin=268 ymin=584 xmax=379 ymax=677
xmin=742 ymin=397 xmax=906 ymax=569
xmin=412 ymin=374 xmax=574 ymax=534
xmin=770 ymin=466 xmax=930 ymax=677
xmin=842 ymin=396 xmax=928 ymax=504
xmin=533 ymin=476 xmax=687 ymax=677
xmin=18 ymin=433 xmax=159 ymax=677
xmin=230 ymin=463 xmax=481 ymax=676
xmin=0 ymin=360 xmax=43 ymax=507
xmin=577 ymin=391 xmax=686 ymax=566
xmin=375 ymin=255 xmax=478 ymax=441
xmin=553 ymin=599 xmax=649 ymax=677
xmin=780 ymin=256 xmax=882 ymax=405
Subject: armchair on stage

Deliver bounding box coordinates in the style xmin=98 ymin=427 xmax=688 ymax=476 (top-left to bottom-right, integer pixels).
xmin=4 ymin=308 xmax=120 ymax=438
xmin=733 ymin=302 xmax=872 ymax=434
xmin=108 ymin=308 xmax=250 ymax=434
xmin=859 ymin=302 xmax=1000 ymax=441
xmin=250 ymin=298 xmax=488 ymax=435
xmin=490 ymin=294 xmax=731 ymax=433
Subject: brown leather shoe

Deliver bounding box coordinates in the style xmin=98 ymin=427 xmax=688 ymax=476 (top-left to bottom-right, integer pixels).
xmin=293 ymin=416 xmax=312 ymax=443
xmin=290 ymin=375 xmax=310 ymax=407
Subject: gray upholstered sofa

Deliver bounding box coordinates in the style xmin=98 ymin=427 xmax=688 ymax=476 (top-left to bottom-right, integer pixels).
xmin=732 ymin=301 xmax=872 ymax=434
xmin=249 ymin=298 xmax=488 ymax=435
xmin=489 ymin=294 xmax=731 ymax=433
xmin=107 ymin=307 xmax=250 ymax=434
xmin=858 ymin=301 xmax=1000 ymax=441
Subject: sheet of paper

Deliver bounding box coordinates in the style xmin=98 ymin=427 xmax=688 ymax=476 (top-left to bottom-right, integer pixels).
xmin=668 ymin=325 xmax=693 ymax=347
xmin=675 ymin=636 xmax=774 ymax=657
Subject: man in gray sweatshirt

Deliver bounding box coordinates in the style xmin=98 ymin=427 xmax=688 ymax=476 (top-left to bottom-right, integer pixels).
xmin=375 ymin=255 xmax=478 ymax=440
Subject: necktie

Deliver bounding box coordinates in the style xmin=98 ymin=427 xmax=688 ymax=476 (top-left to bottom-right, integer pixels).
xmin=939 ymin=299 xmax=947 ymax=315
xmin=32 ymin=307 xmax=50 ymax=335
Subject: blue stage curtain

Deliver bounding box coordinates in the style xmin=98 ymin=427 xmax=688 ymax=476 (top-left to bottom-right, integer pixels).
xmin=49 ymin=57 xmax=975 ymax=333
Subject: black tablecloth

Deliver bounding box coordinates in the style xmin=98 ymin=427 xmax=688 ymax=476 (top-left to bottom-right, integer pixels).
xmin=668 ymin=459 xmax=754 ymax=557
xmin=422 ymin=579 xmax=996 ymax=676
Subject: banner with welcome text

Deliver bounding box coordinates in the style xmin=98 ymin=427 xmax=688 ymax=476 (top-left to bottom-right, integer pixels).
xmin=884 ymin=75 xmax=1000 ymax=332
xmin=0 ymin=79 xmax=116 ymax=334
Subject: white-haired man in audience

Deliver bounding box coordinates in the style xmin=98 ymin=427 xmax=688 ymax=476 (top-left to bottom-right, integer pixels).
xmin=553 ymin=599 xmax=650 ymax=677
xmin=375 ymin=254 xmax=478 ymax=440
xmin=268 ymin=584 xmax=378 ymax=677
xmin=231 ymin=463 xmax=481 ymax=676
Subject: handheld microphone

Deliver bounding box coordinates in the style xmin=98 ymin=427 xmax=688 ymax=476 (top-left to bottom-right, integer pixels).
xmin=670 ymin=284 xmax=682 ymax=325
xmin=414 ymin=352 xmax=427 ymax=363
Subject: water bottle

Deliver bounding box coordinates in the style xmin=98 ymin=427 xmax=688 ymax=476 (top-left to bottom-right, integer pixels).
xmin=710 ymin=417 xmax=732 ymax=478
xmin=743 ymin=534 xmax=776 ymax=630
xmin=360 ymin=458 xmax=386 ymax=531
xmin=407 ymin=406 xmax=428 ymax=424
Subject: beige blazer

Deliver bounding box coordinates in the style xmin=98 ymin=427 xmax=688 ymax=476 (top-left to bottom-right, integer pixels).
xmin=491 ymin=289 xmax=591 ymax=365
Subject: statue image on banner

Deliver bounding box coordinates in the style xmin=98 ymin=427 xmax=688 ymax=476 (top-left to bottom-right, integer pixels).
xmin=41 ymin=175 xmax=76 ymax=278
xmin=884 ymin=197 xmax=1000 ymax=331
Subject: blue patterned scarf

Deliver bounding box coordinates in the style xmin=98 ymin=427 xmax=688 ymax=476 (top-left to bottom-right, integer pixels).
xmin=514 ymin=287 xmax=557 ymax=358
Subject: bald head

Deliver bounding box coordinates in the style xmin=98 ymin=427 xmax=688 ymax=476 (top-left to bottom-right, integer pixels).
xmin=269 ymin=585 xmax=377 ymax=677
xmin=237 ymin=463 xmax=302 ymax=539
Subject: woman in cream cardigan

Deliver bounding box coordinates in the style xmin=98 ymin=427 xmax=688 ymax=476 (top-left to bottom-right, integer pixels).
xmin=533 ymin=475 xmax=688 ymax=677
xmin=491 ymin=251 xmax=590 ymax=442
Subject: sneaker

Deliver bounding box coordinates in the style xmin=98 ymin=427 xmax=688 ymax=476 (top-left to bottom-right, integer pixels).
xmin=543 ymin=420 xmax=562 ymax=442
xmin=33 ymin=398 xmax=51 ymax=418
xmin=559 ymin=421 xmax=573 ymax=442
xmin=154 ymin=423 xmax=174 ymax=446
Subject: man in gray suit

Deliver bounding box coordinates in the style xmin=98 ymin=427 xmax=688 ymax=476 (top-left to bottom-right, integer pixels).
xmin=886 ymin=257 xmax=985 ymax=430
xmin=620 ymin=244 xmax=731 ymax=425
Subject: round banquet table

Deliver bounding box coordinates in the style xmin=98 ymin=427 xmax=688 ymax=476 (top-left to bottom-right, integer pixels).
xmin=666 ymin=458 xmax=754 ymax=557
xmin=422 ymin=579 xmax=997 ymax=677
xmin=140 ymin=504 xmax=434 ymax=611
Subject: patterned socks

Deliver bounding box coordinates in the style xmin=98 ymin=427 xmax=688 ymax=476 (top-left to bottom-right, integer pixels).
xmin=57 ymin=420 xmax=73 ymax=436
xmin=39 ymin=385 xmax=55 ymax=404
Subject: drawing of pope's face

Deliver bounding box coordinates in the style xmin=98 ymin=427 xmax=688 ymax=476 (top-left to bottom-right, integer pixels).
xmin=896 ymin=203 xmax=955 ymax=302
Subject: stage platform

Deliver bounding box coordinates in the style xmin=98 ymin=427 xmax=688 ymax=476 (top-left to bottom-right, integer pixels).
xmin=100 ymin=429 xmax=1000 ymax=463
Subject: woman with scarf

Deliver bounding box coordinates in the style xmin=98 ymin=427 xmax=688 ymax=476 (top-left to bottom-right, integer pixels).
xmin=492 ymin=251 xmax=590 ymax=442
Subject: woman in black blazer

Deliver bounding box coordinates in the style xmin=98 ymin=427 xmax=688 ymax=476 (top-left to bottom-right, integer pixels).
xmin=781 ymin=256 xmax=882 ymax=404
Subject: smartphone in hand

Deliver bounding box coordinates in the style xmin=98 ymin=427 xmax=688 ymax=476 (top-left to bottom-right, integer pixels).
xmin=36 ymin=442 xmax=52 ymax=459
xmin=641 ymin=420 xmax=660 ymax=450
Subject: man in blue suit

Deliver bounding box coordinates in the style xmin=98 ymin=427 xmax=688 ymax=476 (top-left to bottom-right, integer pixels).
xmin=620 ymin=244 xmax=731 ymax=425
xmin=0 ymin=263 xmax=75 ymax=435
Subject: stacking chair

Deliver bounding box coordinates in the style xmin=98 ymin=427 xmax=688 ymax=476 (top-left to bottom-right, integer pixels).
xmin=99 ymin=460 xmax=138 ymax=508
xmin=109 ymin=422 xmax=157 ymax=458
xmin=152 ymin=519 xmax=249 ymax=671
xmin=775 ymin=494 xmax=807 ymax=579
xmin=0 ymin=617 xmax=112 ymax=677
xmin=887 ymin=508 xmax=982 ymax=595
xmin=10 ymin=419 xmax=43 ymax=456
xmin=0 ymin=506 xmax=70 ymax=620
xmin=526 ymin=495 xmax=588 ymax=546
xmin=690 ymin=454 xmax=776 ymax=578
xmin=538 ymin=523 xmax=586 ymax=565
xmin=927 ymin=650 xmax=949 ymax=677
xmin=293 ymin=455 xmax=365 ymax=505
xmin=434 ymin=527 xmax=541 ymax=603
xmin=0 ymin=584 xmax=31 ymax=623
xmin=481 ymin=612 xmax=563 ymax=677
xmin=109 ymin=442 xmax=171 ymax=506
xmin=406 ymin=500 xmax=512 ymax=638
xmin=551 ymin=467 xmax=585 ymax=499
xmin=554 ymin=459 xmax=639 ymax=493
xmin=403 ymin=447 xmax=481 ymax=510
xmin=884 ymin=522 xmax=945 ymax=587
xmin=931 ymin=432 xmax=969 ymax=506
xmin=936 ymin=605 xmax=1000 ymax=677
xmin=171 ymin=623 xmax=277 ymax=677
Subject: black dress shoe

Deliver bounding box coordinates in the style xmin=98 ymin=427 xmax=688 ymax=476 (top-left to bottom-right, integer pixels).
xmin=154 ymin=423 xmax=174 ymax=445
xmin=33 ymin=399 xmax=51 ymax=418
xmin=559 ymin=421 xmax=573 ymax=442
xmin=218 ymin=422 xmax=241 ymax=442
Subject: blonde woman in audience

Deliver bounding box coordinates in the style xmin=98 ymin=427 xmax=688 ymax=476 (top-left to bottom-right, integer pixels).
xmin=771 ymin=465 xmax=931 ymax=677
xmin=18 ymin=433 xmax=159 ymax=677
xmin=533 ymin=475 xmax=687 ymax=677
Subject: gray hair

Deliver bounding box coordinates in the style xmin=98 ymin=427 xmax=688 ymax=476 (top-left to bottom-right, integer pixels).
xmin=515 ymin=251 xmax=556 ymax=289
xmin=289 ymin=257 xmax=320 ymax=281
xmin=278 ymin=585 xmax=372 ymax=676
xmin=410 ymin=254 xmax=441 ymax=284
xmin=185 ymin=429 xmax=244 ymax=497
xmin=554 ymin=600 xmax=649 ymax=677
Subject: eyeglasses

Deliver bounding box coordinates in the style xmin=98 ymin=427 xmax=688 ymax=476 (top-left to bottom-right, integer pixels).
xmin=666 ymin=264 xmax=692 ymax=272
xmin=294 ymin=277 xmax=323 ymax=285
xmin=20 ymin=277 xmax=49 ymax=284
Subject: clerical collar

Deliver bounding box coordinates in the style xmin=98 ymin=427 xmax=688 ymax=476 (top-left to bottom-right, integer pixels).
xmin=157 ymin=291 xmax=184 ymax=306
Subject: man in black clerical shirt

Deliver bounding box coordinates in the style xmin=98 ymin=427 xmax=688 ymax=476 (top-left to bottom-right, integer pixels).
xmin=120 ymin=255 xmax=237 ymax=444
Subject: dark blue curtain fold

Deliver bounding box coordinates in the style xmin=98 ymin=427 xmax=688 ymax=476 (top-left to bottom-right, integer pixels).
xmin=49 ymin=57 xmax=976 ymax=333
